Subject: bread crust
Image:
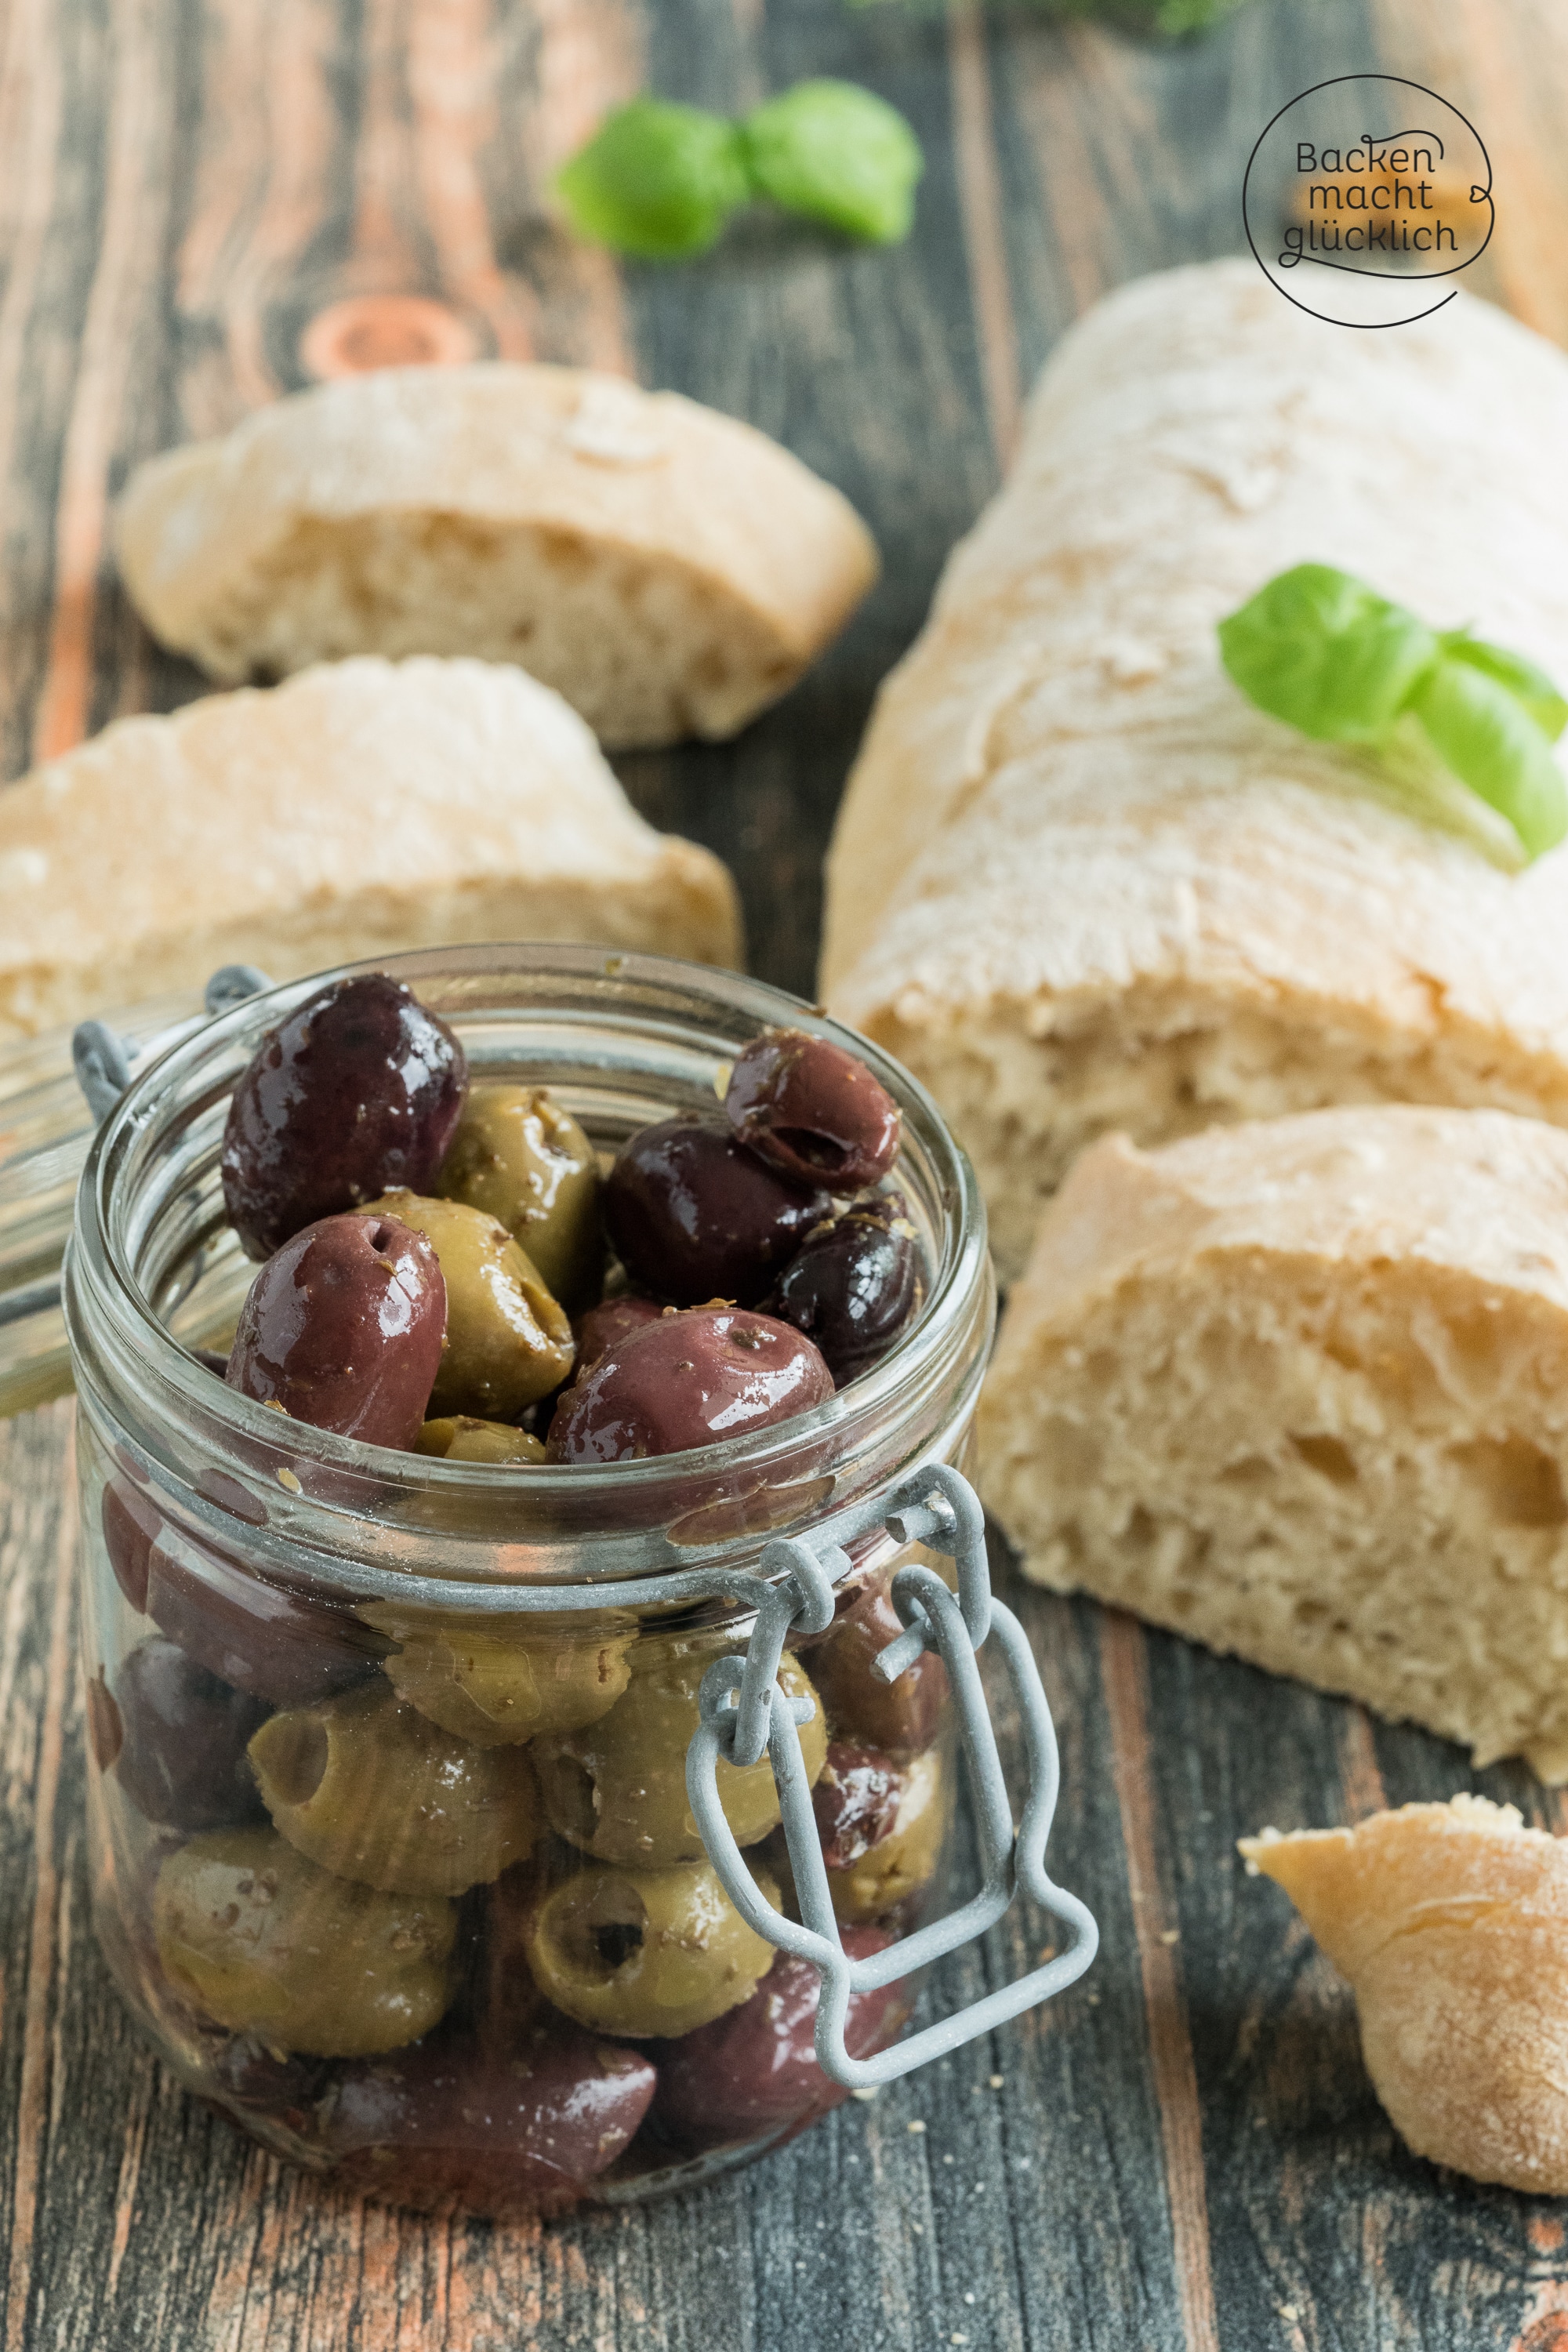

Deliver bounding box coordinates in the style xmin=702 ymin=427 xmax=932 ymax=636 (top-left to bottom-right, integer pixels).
xmin=0 ymin=655 xmax=742 ymax=1038
xmin=821 ymin=259 xmax=1568 ymax=1278
xmin=114 ymin=366 xmax=878 ymax=748
xmin=981 ymin=1105 xmax=1568 ymax=1776
xmin=1243 ymin=1797 xmax=1568 ymax=2194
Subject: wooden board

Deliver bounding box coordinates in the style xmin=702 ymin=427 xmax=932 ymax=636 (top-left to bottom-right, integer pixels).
xmin=5 ymin=2 xmax=1568 ymax=2345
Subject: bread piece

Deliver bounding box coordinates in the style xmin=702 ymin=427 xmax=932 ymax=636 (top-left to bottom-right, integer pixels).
xmin=980 ymin=1105 xmax=1568 ymax=1777
xmin=0 ymin=656 xmax=741 ymax=1040
xmin=1243 ymin=1797 xmax=1568 ymax=2194
xmin=822 ymin=258 xmax=1568 ymax=1280
xmin=114 ymin=366 xmax=878 ymax=750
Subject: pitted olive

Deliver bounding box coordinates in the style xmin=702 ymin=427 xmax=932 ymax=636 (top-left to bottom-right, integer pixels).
xmin=364 ymin=1603 xmax=634 ymax=1747
xmin=724 ymin=1028 xmax=902 ymax=1193
xmin=804 ymin=1573 xmax=949 ymax=1756
xmin=415 ymin=1416 xmax=547 ymax=1465
xmin=437 ymin=1084 xmax=603 ymax=1310
xmin=533 ymin=1649 xmax=826 ymax=1866
xmin=521 ymin=1857 xmax=780 ymax=2038
xmin=222 ymin=973 xmax=467 ymax=1261
xmin=225 ymin=1211 xmax=446 ymax=1446
xmin=547 ymin=1307 xmax=833 ymax=1465
xmin=358 ymin=1191 xmax=574 ymax=1418
xmin=154 ymin=1825 xmax=456 ymax=2056
xmin=248 ymin=1680 xmax=541 ymax=1894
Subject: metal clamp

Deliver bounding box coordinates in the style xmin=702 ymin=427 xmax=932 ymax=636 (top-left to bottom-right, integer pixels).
xmin=686 ymin=1461 xmax=1098 ymax=2089
xmin=71 ymin=966 xmax=274 ymax=1127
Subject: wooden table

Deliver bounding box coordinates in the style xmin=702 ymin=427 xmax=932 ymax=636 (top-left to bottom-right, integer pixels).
xmin=5 ymin=1 xmax=1568 ymax=2344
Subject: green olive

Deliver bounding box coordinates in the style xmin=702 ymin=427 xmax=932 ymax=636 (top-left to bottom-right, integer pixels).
xmin=533 ymin=1649 xmax=826 ymax=1867
xmin=363 ymin=1602 xmax=635 ymax=1747
xmin=522 ymin=1857 xmax=780 ymax=2038
xmin=360 ymin=1190 xmax=574 ymax=1417
xmin=154 ymin=1825 xmax=456 ymax=2056
xmin=436 ymin=1084 xmax=603 ymax=1311
xmin=414 ymin=1415 xmax=548 ymax=1465
xmin=248 ymin=1679 xmax=541 ymax=1895
xmin=826 ymin=1747 xmax=949 ymax=1925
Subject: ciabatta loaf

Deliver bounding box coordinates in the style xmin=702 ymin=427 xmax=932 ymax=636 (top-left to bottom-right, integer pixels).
xmin=822 ymin=260 xmax=1568 ymax=1279
xmin=115 ymin=366 xmax=878 ymax=749
xmin=0 ymin=656 xmax=741 ymax=1039
xmin=981 ymin=1106 xmax=1568 ymax=1777
xmin=1243 ymin=1798 xmax=1568 ymax=2194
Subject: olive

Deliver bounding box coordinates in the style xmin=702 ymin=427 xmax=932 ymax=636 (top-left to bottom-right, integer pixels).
xmin=154 ymin=1825 xmax=456 ymax=2056
xmin=533 ymin=1648 xmax=826 ymax=1866
xmin=86 ymin=1668 xmax=122 ymax=1772
xmin=818 ymin=1745 xmax=949 ymax=1926
xmin=211 ymin=2036 xmax=330 ymax=2137
xmin=222 ymin=973 xmax=467 ymax=1261
xmin=365 ymin=1603 xmax=634 ymax=1747
xmin=804 ymin=1573 xmax=949 ymax=1757
xmin=322 ymin=2021 xmax=657 ymax=2217
xmin=768 ymin=1200 xmax=924 ymax=1385
xmin=548 ymin=1307 xmax=833 ymax=1465
xmin=437 ymin=1084 xmax=603 ymax=1312
xmin=112 ymin=1637 xmax=270 ymax=1831
xmin=521 ymin=1857 xmax=780 ymax=2038
xmin=573 ymin=1293 xmax=664 ymax=1369
xmin=724 ymin=1029 xmax=901 ymax=1193
xmin=359 ymin=1191 xmax=574 ymax=1419
xmin=248 ymin=1680 xmax=541 ymax=1896
xmin=414 ymin=1416 xmax=548 ymax=1465
xmin=603 ymin=1116 xmax=829 ymax=1307
xmin=225 ymin=1211 xmax=447 ymax=1447
xmin=145 ymin=1525 xmax=387 ymax=1708
xmin=648 ymin=1925 xmax=913 ymax=2152
xmin=102 ymin=1474 xmax=160 ymax=1613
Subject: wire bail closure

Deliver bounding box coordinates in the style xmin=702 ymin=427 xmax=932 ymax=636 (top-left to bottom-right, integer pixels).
xmin=687 ymin=1461 xmax=1098 ymax=2089
xmin=71 ymin=965 xmax=274 ymax=1127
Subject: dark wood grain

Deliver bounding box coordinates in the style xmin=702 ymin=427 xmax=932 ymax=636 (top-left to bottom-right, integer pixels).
xmin=6 ymin=0 xmax=1568 ymax=2346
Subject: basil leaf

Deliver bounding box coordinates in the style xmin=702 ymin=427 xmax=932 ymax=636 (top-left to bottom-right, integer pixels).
xmin=1218 ymin=564 xmax=1439 ymax=743
xmin=1408 ymin=659 xmax=1568 ymax=858
xmin=556 ymin=102 xmax=749 ymax=261
xmin=1439 ymin=632 xmax=1568 ymax=744
xmin=742 ymin=81 xmax=923 ymax=245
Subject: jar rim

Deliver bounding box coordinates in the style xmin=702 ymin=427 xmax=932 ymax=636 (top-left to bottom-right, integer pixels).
xmin=66 ymin=944 xmax=992 ymax=1590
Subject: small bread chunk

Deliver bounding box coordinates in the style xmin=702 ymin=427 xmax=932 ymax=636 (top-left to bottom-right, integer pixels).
xmin=0 ymin=655 xmax=741 ymax=1040
xmin=1243 ymin=1798 xmax=1568 ymax=2194
xmin=821 ymin=259 xmax=1568 ymax=1280
xmin=980 ymin=1105 xmax=1568 ymax=1777
xmin=114 ymin=365 xmax=879 ymax=749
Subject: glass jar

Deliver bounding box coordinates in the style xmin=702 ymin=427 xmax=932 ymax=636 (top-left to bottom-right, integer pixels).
xmin=64 ymin=945 xmax=998 ymax=2219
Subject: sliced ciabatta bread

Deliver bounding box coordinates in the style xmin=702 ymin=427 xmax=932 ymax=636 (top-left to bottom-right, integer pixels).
xmin=0 ymin=656 xmax=741 ymax=1039
xmin=114 ymin=366 xmax=879 ymax=749
xmin=980 ymin=1105 xmax=1568 ymax=1777
xmin=821 ymin=259 xmax=1568 ymax=1280
xmin=1243 ymin=1798 xmax=1568 ymax=2194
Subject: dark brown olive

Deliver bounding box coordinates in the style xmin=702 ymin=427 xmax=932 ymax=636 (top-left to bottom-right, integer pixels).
xmin=323 ymin=2022 xmax=657 ymax=2217
xmin=572 ymin=1293 xmax=665 ymax=1369
xmin=648 ymin=1926 xmax=911 ymax=2154
xmin=112 ymin=1637 xmax=270 ymax=1831
xmin=225 ymin=1211 xmax=446 ymax=1447
xmin=221 ymin=972 xmax=467 ymax=1261
xmin=603 ymin=1116 xmax=829 ymax=1307
xmin=145 ymin=1525 xmax=387 ymax=1708
xmin=803 ymin=1573 xmax=949 ymax=1757
xmin=548 ymin=1307 xmax=833 ymax=1464
xmin=210 ymin=2037 xmax=330 ymax=2137
xmin=812 ymin=1743 xmax=904 ymax=1867
xmin=820 ymin=1746 xmax=948 ymax=1925
xmin=103 ymin=1474 xmax=160 ymax=1613
xmin=768 ymin=1199 xmax=924 ymax=1385
xmin=724 ymin=1029 xmax=901 ymax=1192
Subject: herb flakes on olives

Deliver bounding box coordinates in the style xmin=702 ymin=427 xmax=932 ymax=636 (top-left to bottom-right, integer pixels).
xmin=603 ymin=1115 xmax=830 ymax=1307
xmin=768 ymin=1192 xmax=924 ymax=1385
xmin=548 ymin=1305 xmax=833 ymax=1464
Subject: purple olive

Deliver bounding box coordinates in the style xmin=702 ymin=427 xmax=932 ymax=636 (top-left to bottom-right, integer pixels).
xmin=548 ymin=1306 xmax=833 ymax=1464
xmin=801 ymin=1574 xmax=948 ymax=1757
xmin=323 ymin=2024 xmax=657 ymax=2218
xmin=222 ymin=973 xmax=467 ymax=1261
xmin=112 ymin=1637 xmax=270 ymax=1831
xmin=724 ymin=1029 xmax=901 ymax=1193
xmin=648 ymin=1926 xmax=910 ymax=2154
xmin=603 ymin=1116 xmax=829 ymax=1308
xmin=572 ymin=1293 xmax=665 ymax=1370
xmin=812 ymin=1743 xmax=905 ymax=1867
xmin=226 ymin=1211 xmax=446 ymax=1448
xmin=768 ymin=1197 xmax=924 ymax=1385
xmin=146 ymin=1527 xmax=387 ymax=1708
xmin=103 ymin=1475 xmax=160 ymax=1613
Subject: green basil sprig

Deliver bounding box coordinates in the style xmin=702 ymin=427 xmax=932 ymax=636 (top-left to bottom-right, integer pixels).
xmin=1218 ymin=564 xmax=1568 ymax=861
xmin=556 ymin=81 xmax=923 ymax=262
